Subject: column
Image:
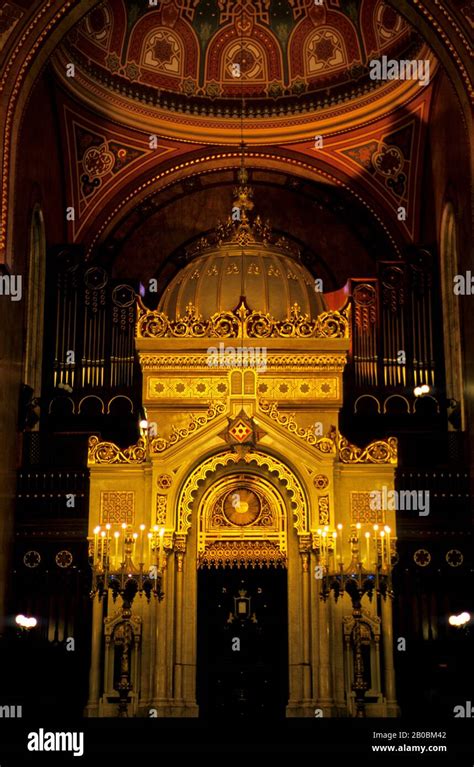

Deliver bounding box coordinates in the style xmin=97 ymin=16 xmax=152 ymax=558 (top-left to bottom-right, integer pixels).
xmin=301 ymin=550 xmax=312 ymax=700
xmin=317 ymin=586 xmax=333 ymax=710
xmin=381 ymin=596 xmax=398 ymax=713
xmin=85 ymin=594 xmax=103 ymax=716
xmin=152 ymin=564 xmax=168 ymax=704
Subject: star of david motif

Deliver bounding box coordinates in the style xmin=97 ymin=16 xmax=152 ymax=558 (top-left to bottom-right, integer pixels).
xmin=228 ymin=419 xmax=253 ymax=443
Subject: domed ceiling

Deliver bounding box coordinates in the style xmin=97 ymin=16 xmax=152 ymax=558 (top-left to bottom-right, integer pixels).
xmin=61 ymin=0 xmax=422 ymax=115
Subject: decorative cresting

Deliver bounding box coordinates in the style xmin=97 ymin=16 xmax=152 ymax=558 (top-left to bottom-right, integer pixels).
xmin=136 ymin=298 xmax=349 ymax=340
xmin=88 ymin=435 xmax=146 ymax=464
xmin=177 ymin=450 xmax=307 ymax=536
xmin=338 ymin=435 xmax=398 ymax=464
xmin=150 ymin=402 xmax=226 ymax=453
xmin=258 ymin=400 xmax=398 ymax=464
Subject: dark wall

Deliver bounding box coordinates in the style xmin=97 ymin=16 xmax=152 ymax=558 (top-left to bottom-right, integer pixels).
xmin=0 ymin=68 xmax=67 ymax=629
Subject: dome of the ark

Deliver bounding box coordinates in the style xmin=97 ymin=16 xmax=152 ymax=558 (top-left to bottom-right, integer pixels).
xmin=158 ymin=246 xmax=326 ymax=322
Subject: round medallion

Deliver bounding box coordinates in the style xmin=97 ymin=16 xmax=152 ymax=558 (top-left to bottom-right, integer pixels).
xmin=23 ymin=550 xmax=41 ymax=568
xmin=414 ymin=548 xmax=431 ymax=567
xmin=223 ymin=488 xmax=261 ymax=526
xmin=446 ymin=549 xmax=463 ymax=567
xmin=55 ymin=550 xmax=73 ymax=568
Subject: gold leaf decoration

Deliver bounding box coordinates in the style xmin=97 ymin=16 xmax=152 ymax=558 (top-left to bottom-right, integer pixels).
xmin=338 ymin=435 xmax=397 ymax=464
xmin=88 ymin=435 xmax=146 ymax=464
xmin=136 ymin=299 xmax=349 ymax=339
xmin=258 ymin=400 xmax=336 ymax=453
xmin=150 ymin=402 xmax=226 ymax=453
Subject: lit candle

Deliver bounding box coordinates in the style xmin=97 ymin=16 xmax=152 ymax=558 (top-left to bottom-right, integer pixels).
xmin=373 ymin=524 xmax=379 ymax=563
xmin=321 ymin=531 xmax=327 ymax=566
xmin=139 ymin=524 xmax=145 ymax=564
xmin=93 ymin=526 xmax=100 ymax=563
xmin=147 ymin=532 xmax=152 ymax=567
xmin=121 ymin=523 xmax=126 ymax=565
xmin=159 ymin=527 xmax=165 ymax=570
xmin=380 ymin=530 xmax=385 ymax=568
xmin=114 ymin=531 xmax=119 ymax=569
xmin=337 ymin=524 xmax=343 ymax=565
xmin=365 ymin=531 xmax=370 ymax=567
xmin=153 ymin=525 xmax=159 ymax=565
xmin=100 ymin=531 xmax=106 ymax=567
xmin=332 ymin=531 xmax=337 ymax=565
xmin=105 ymin=524 xmax=111 ymax=568
xmin=384 ymin=525 xmax=391 ymax=568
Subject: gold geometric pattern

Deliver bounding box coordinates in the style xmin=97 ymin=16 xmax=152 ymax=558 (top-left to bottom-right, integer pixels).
xmin=351 ymin=492 xmax=385 ymax=524
xmin=147 ymin=376 xmax=228 ymax=399
xmin=314 ymin=474 xmax=329 ymax=490
xmin=257 ymin=377 xmax=338 ymax=400
xmin=306 ymin=28 xmax=346 ymax=75
xmin=139 ymin=353 xmax=348 ymax=371
xmin=228 ymin=418 xmax=253 ymax=443
xmin=142 ymin=29 xmax=182 ymax=75
xmin=100 ymin=491 xmax=135 ymax=525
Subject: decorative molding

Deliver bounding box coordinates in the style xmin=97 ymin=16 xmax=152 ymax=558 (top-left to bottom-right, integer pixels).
xmin=150 ymin=402 xmax=226 ymax=453
xmin=88 ymin=435 xmax=146 ymax=464
xmin=148 ymin=376 xmax=228 ymax=399
xmin=318 ymin=495 xmax=330 ymax=525
xmin=139 ymin=353 xmax=348 ymax=371
xmin=257 ymin=376 xmax=338 ymax=400
xmin=198 ymin=539 xmax=286 ymax=568
xmin=338 ymin=435 xmax=398 ymax=464
xmin=156 ymin=495 xmax=166 ymax=526
xmin=156 ymin=473 xmax=173 ymax=490
xmin=137 ymin=299 xmax=349 ymax=340
xmin=258 ymin=400 xmax=336 ymax=454
xmin=314 ymin=474 xmax=329 ymax=490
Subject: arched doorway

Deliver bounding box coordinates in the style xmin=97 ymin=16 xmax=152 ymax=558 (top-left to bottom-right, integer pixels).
xmin=197 ymin=565 xmax=288 ymax=719
xmin=194 ymin=468 xmax=290 ymax=719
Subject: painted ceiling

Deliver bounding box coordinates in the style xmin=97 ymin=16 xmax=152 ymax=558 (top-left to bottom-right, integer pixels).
xmin=62 ymin=0 xmax=421 ymax=111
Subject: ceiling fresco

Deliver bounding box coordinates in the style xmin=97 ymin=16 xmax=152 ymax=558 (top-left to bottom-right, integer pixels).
xmin=62 ymin=0 xmax=421 ymax=109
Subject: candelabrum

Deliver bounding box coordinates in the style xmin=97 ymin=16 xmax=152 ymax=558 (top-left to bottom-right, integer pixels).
xmin=88 ymin=523 xmax=166 ymax=604
xmin=88 ymin=523 xmax=166 ymax=717
xmin=317 ymin=522 xmax=395 ymax=718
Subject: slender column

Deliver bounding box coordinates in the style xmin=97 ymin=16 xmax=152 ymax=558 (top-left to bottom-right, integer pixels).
xmin=301 ymin=551 xmax=312 ymax=699
xmin=85 ymin=594 xmax=103 ymax=716
xmin=381 ymin=597 xmax=397 ymax=705
xmin=317 ymin=586 xmax=332 ymax=708
xmin=153 ymin=565 xmax=168 ymax=701
xmin=173 ymin=550 xmax=184 ymax=701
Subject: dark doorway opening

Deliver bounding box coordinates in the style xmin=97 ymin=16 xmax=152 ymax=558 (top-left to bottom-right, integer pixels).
xmin=197 ymin=566 xmax=288 ymax=720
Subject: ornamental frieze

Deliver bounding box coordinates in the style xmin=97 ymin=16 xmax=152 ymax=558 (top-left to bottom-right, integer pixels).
xmin=257 ymin=376 xmax=338 ymax=400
